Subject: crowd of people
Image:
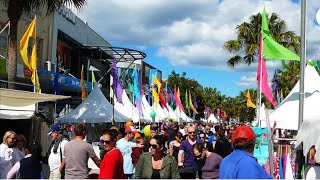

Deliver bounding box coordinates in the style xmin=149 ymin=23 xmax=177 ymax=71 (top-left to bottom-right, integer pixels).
xmin=0 ymin=121 xmax=274 ymax=179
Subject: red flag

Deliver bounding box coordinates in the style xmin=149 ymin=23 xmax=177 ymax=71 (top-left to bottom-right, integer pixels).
xmin=257 ymin=33 xmax=277 ymax=107
xmin=159 ymin=92 xmax=168 ymax=110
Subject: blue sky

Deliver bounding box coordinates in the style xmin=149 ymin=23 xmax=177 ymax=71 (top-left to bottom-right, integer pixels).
xmin=78 ymin=0 xmax=320 ymax=97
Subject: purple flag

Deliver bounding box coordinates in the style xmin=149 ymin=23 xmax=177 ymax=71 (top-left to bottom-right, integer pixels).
xmin=204 ymin=106 xmax=210 ymax=119
xmin=167 ymin=85 xmax=174 ymax=106
xmin=112 ymin=57 xmax=123 ymax=103
xmin=193 ymin=95 xmax=198 ymax=109
xmin=272 ymin=70 xmax=278 ymax=93
xmin=135 ymin=98 xmax=143 ymax=117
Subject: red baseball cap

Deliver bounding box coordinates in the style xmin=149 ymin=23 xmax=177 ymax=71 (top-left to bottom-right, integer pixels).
xmin=232 ymin=126 xmax=256 ymax=144
xmin=125 ymin=126 xmax=138 ymax=134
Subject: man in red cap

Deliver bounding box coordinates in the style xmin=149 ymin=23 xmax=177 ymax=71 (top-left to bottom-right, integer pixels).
xmin=219 ymin=126 xmax=271 ymax=179
xmin=116 ymin=126 xmax=138 ymax=179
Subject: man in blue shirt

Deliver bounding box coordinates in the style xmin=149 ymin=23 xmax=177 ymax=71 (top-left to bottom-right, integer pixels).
xmin=219 ymin=126 xmax=272 ymax=179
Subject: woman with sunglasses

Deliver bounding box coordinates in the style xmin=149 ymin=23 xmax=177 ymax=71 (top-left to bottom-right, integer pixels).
xmin=169 ymin=132 xmax=183 ymax=162
xmin=135 ymin=135 xmax=180 ymax=179
xmin=99 ymin=129 xmax=125 ymax=179
xmin=0 ymin=131 xmax=20 ymax=179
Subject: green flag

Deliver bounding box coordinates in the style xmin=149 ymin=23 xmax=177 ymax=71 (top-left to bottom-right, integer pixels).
xmin=129 ymin=83 xmax=134 ymax=102
xmin=262 ymin=8 xmax=300 ymax=61
xmin=91 ymin=71 xmax=96 ymax=90
xmin=185 ymin=90 xmax=189 ymax=109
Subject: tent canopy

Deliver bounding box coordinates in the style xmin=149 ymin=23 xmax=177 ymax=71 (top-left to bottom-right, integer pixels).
xmin=0 ymin=88 xmax=70 ymax=107
xmin=58 ymin=86 xmax=127 ymax=123
xmin=0 ymin=104 xmax=35 ymax=120
xmin=261 ymin=65 xmax=320 ymax=130
xmin=114 ymin=91 xmax=140 ymax=123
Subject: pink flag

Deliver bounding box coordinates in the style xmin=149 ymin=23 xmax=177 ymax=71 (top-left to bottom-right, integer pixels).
xmin=174 ymin=86 xmax=185 ymax=112
xmin=257 ymin=33 xmax=277 ymax=107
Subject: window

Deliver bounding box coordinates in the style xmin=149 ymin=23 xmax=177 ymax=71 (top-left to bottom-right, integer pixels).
xmin=145 ymin=66 xmax=150 ymax=77
xmin=0 ymin=23 xmax=8 ymax=57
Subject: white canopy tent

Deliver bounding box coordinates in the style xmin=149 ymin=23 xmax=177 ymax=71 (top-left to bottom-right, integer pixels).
xmin=58 ymin=86 xmax=127 ymax=123
xmin=174 ymin=108 xmax=193 ymax=123
xmin=114 ymin=91 xmax=140 ymax=123
xmin=294 ymin=65 xmax=320 ymax=162
xmin=0 ymin=104 xmax=35 ymax=119
xmin=252 ymin=104 xmax=273 ymax=127
xmin=261 ymin=65 xmax=320 ymax=130
xmin=208 ymin=114 xmax=218 ymax=123
xmin=141 ymin=96 xmax=163 ymax=122
xmin=152 ymin=102 xmax=167 ymax=122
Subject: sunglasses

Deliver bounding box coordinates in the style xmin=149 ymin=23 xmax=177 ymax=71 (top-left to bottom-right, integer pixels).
xmin=150 ymin=143 xmax=159 ymax=149
xmin=188 ymin=131 xmax=196 ymax=134
xmin=200 ymin=136 xmax=205 ymax=139
xmin=101 ymin=140 xmax=112 ymax=144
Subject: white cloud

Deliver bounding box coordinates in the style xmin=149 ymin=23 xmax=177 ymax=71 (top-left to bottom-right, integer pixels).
xmin=77 ymin=0 xmax=320 ymax=73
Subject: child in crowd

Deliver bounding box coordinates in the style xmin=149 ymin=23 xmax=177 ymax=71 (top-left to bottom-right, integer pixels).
xmin=131 ymin=137 xmax=145 ymax=167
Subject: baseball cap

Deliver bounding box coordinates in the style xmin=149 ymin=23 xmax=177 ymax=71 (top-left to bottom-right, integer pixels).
xmin=232 ymin=126 xmax=256 ymax=144
xmin=47 ymin=124 xmax=61 ymax=135
xmin=125 ymin=126 xmax=138 ymax=134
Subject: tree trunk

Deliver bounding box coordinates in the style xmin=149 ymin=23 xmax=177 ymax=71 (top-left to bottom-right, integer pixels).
xmin=7 ymin=19 xmax=18 ymax=89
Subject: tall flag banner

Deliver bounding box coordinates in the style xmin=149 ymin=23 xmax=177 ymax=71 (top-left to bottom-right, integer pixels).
xmin=167 ymin=85 xmax=174 ymax=106
xmin=174 ymin=86 xmax=185 ymax=112
xmin=148 ymin=88 xmax=151 ymax=104
xmin=80 ymin=65 xmax=86 ymax=101
xmin=149 ymin=69 xmax=158 ymax=85
xmin=204 ymin=106 xmax=211 ymax=119
xmin=257 ymin=32 xmax=277 ymax=107
xmin=272 ymin=70 xmax=278 ymax=93
xmin=91 ymin=71 xmax=96 ymax=90
xmin=152 ymin=75 xmax=162 ymax=93
xmin=189 ymin=91 xmax=198 ymax=114
xmin=277 ymin=93 xmax=281 ymax=105
xmin=193 ymin=95 xmax=198 ymax=109
xmin=246 ymin=90 xmax=257 ymax=108
xmin=152 ymin=88 xmax=159 ymax=109
xmin=109 ymin=74 xmax=113 ymax=98
xmin=177 ymin=87 xmax=181 ymax=101
xmin=53 ymin=59 xmax=60 ymax=95
xmin=261 ymin=8 xmax=300 ymax=61
xmin=19 ymin=17 xmax=41 ymax=93
xmin=159 ymin=92 xmax=168 ymax=110
xmin=111 ymin=57 xmax=123 ymax=103
xmin=185 ymin=90 xmax=190 ymax=109
xmin=132 ymin=67 xmax=143 ymax=116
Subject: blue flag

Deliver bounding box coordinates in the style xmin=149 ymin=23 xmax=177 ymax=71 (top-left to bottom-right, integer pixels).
xmin=53 ymin=61 xmax=60 ymax=95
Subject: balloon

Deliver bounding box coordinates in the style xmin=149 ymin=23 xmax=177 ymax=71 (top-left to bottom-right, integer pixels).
xmin=150 ymin=111 xmax=156 ymax=119
xmin=144 ymin=125 xmax=151 ymax=137
xmin=125 ymin=121 xmax=133 ymax=128
xmin=134 ymin=133 xmax=141 ymax=139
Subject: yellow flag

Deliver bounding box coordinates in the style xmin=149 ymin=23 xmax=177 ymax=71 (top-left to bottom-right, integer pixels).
xmin=189 ymin=91 xmax=198 ymax=114
xmin=246 ymin=90 xmax=256 ymax=108
xmin=19 ymin=17 xmax=41 ymax=93
xmin=81 ymin=65 xmax=86 ymax=101
xmin=177 ymin=87 xmax=181 ymax=101
xmin=152 ymin=87 xmax=159 ymax=109
xmin=152 ymin=75 xmax=161 ymax=93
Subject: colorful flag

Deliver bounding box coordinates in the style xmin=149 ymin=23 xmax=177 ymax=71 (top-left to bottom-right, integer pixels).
xmin=91 ymin=71 xmax=96 ymax=90
xmin=152 ymin=75 xmax=162 ymax=93
xmin=193 ymin=95 xmax=198 ymax=109
xmin=111 ymin=57 xmax=123 ymax=103
xmin=204 ymin=106 xmax=211 ymax=119
xmin=261 ymin=8 xmax=300 ymax=61
xmin=109 ymin=74 xmax=113 ymax=98
xmin=19 ymin=17 xmax=41 ymax=93
xmin=177 ymin=87 xmax=181 ymax=101
xmin=132 ymin=67 xmax=143 ymax=116
xmin=246 ymin=90 xmax=256 ymax=108
xmin=159 ymin=92 xmax=168 ymax=110
xmin=174 ymin=86 xmax=185 ymax=112
xmin=189 ymin=91 xmax=198 ymax=114
xmin=152 ymin=87 xmax=159 ymax=109
xmin=167 ymin=85 xmax=174 ymax=106
xmin=80 ymin=65 xmax=86 ymax=101
xmin=272 ymin=70 xmax=278 ymax=93
xmin=257 ymin=33 xmax=277 ymax=107
xmin=185 ymin=90 xmax=189 ymax=109
xmin=149 ymin=69 xmax=158 ymax=85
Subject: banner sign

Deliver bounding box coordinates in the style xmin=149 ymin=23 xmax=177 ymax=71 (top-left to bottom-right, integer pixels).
xmin=252 ymin=127 xmax=269 ymax=165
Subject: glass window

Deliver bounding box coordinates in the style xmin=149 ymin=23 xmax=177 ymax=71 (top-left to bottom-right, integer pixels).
xmin=0 ymin=23 xmax=8 ymax=57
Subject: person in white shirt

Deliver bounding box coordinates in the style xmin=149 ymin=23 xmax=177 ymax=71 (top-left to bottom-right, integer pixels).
xmin=0 ymin=131 xmax=20 ymax=179
xmin=47 ymin=124 xmax=68 ymax=179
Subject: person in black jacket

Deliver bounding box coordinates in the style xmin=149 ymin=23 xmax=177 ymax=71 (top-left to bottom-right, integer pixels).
xmin=7 ymin=142 xmax=42 ymax=179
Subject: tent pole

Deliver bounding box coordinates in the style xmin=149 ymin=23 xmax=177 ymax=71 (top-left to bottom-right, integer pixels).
xmin=296 ymin=0 xmax=307 ymax=179
xmin=265 ymin=108 xmax=274 ymax=178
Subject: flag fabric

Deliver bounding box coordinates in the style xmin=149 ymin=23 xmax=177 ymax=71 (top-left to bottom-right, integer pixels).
xmin=92 ymin=71 xmax=96 ymax=90
xmin=174 ymin=86 xmax=185 ymax=112
xmin=149 ymin=69 xmax=158 ymax=85
xmin=19 ymin=17 xmax=41 ymax=93
xmin=272 ymin=70 xmax=278 ymax=93
xmin=177 ymin=87 xmax=181 ymax=101
xmin=189 ymin=91 xmax=198 ymax=114
xmin=111 ymin=57 xmax=123 ymax=103
xmin=53 ymin=59 xmax=60 ymax=95
xmin=132 ymin=67 xmax=143 ymax=116
xmin=257 ymin=33 xmax=277 ymax=107
xmin=204 ymin=106 xmax=211 ymax=119
xmin=80 ymin=65 xmax=86 ymax=101
xmin=152 ymin=75 xmax=162 ymax=93
xmin=152 ymin=88 xmax=159 ymax=109
xmin=167 ymin=85 xmax=174 ymax=106
xmin=148 ymin=88 xmax=151 ymax=105
xmin=185 ymin=90 xmax=189 ymax=109
xmin=246 ymin=90 xmax=256 ymax=108
xmin=159 ymin=92 xmax=168 ymax=110
xmin=277 ymin=92 xmax=281 ymax=105
xmin=109 ymin=74 xmax=113 ymax=98
xmin=261 ymin=8 xmax=300 ymax=61
xmin=193 ymin=95 xmax=198 ymax=109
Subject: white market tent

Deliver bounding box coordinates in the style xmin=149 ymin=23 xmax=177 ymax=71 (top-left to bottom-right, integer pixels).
xmin=166 ymin=103 xmax=179 ymax=121
xmin=208 ymin=114 xmax=218 ymax=123
xmin=58 ymin=86 xmax=127 ymax=123
xmin=295 ymin=65 xmax=320 ymax=162
xmin=152 ymin=102 xmax=167 ymax=122
xmin=114 ymin=91 xmax=140 ymax=123
xmin=174 ymin=108 xmax=193 ymax=122
xmin=0 ymin=88 xmax=70 ymax=120
xmin=253 ymin=104 xmax=273 ymax=127
xmin=260 ymin=65 xmax=320 ymax=131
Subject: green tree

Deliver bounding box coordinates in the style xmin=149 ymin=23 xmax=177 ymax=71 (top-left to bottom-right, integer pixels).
xmin=275 ymin=61 xmax=300 ymax=98
xmin=6 ymin=0 xmax=86 ymax=89
xmin=224 ymin=12 xmax=300 ymax=67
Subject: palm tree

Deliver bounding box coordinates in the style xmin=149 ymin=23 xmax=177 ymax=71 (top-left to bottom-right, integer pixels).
xmin=224 ymin=12 xmax=300 ymax=67
xmin=7 ymin=0 xmax=86 ymax=89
